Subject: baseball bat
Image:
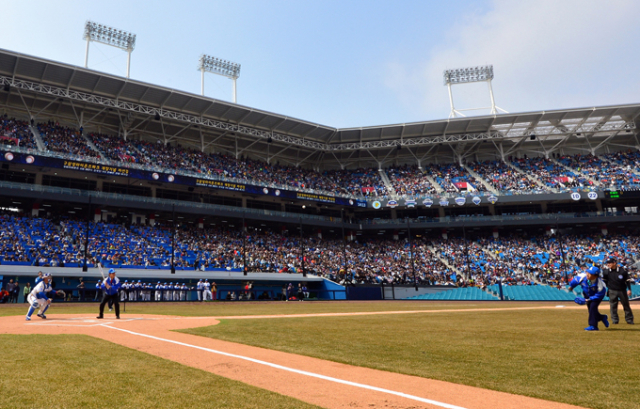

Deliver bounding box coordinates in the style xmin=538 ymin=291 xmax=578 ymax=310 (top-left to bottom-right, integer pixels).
xmin=97 ymin=261 xmax=106 ymax=280
xmin=98 ymin=262 xmax=112 ymax=290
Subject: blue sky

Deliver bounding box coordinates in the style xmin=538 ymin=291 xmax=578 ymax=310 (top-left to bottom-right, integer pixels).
xmin=4 ymin=0 xmax=640 ymax=128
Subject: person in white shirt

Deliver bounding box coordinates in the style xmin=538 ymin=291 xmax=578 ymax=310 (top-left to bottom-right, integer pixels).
xmin=26 ymin=273 xmax=56 ymax=321
xmin=203 ymin=280 xmax=212 ymax=301
xmin=196 ymin=279 xmax=204 ymax=301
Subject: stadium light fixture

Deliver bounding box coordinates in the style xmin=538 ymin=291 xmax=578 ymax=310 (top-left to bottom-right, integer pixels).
xmin=198 ymin=54 xmax=241 ymax=103
xmin=83 ymin=21 xmax=137 ymax=78
xmin=442 ymin=65 xmax=507 ymax=118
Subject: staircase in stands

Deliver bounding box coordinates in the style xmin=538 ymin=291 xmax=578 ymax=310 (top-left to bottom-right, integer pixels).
xmin=547 ymin=157 xmax=601 ymax=188
xmin=378 ymin=169 xmax=397 ymax=198
xmin=462 ymin=164 xmax=500 ymax=195
xmin=29 ymin=125 xmax=46 ymax=151
xmin=503 ymin=159 xmax=560 ymax=193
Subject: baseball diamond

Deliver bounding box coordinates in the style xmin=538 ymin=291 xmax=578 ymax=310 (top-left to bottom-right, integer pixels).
xmin=1 ymin=2 xmax=640 ymax=408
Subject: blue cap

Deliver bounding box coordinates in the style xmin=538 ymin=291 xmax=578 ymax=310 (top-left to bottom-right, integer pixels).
xmin=108 ymin=268 xmax=116 ymax=274
xmin=124 ymin=280 xmax=128 ymax=282
xmin=157 ymin=281 xmax=161 ymax=284
xmin=138 ymin=280 xmax=141 ymax=283
xmin=587 ymin=266 xmax=600 ymax=276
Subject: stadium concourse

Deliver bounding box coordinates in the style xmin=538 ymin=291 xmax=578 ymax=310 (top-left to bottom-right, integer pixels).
xmin=0 ymin=48 xmax=640 ymax=303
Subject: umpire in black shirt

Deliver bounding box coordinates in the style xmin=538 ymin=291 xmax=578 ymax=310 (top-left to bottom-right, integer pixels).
xmin=602 ymin=257 xmax=634 ymax=325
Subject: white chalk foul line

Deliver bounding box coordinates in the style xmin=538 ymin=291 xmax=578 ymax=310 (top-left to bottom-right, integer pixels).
xmin=102 ymin=324 xmax=469 ymax=409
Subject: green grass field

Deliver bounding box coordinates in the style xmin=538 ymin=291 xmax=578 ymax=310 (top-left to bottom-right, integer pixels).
xmin=180 ymin=303 xmax=639 ymax=409
xmin=0 ymin=334 xmax=320 ymax=409
xmin=1 ymin=301 xmax=639 ymax=409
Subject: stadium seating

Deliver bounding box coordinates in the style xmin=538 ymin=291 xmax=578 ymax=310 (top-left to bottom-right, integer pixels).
xmin=38 ymin=121 xmax=100 ymax=159
xmin=1 ymin=213 xmax=638 ymax=285
xmin=0 ymin=117 xmax=37 ymax=150
xmin=486 ymin=284 xmax=576 ymax=301
xmin=386 ymin=165 xmax=437 ymax=197
xmin=1 ymin=211 xmax=639 ymax=302
xmin=3 ymin=117 xmax=639 ymax=197
xmin=406 ymin=287 xmax=499 ymax=300
xmin=468 ymin=160 xmax=542 ymax=194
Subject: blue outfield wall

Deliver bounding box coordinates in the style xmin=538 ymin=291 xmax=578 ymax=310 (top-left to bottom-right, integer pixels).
xmin=319 ymin=279 xmax=347 ymax=300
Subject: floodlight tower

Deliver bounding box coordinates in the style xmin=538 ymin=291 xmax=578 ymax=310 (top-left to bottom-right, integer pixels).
xmin=83 ymin=21 xmax=137 ymax=78
xmin=443 ymin=65 xmax=507 ymax=118
xmin=199 ymin=54 xmax=241 ymax=103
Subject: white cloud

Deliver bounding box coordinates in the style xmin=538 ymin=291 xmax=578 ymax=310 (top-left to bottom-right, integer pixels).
xmin=386 ymin=0 xmax=640 ymax=120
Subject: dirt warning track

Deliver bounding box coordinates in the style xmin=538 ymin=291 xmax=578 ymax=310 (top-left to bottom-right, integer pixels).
xmin=0 ymin=308 xmax=586 ymax=409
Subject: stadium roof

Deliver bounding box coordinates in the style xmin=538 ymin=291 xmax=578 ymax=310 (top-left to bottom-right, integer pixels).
xmin=1 ymin=48 xmax=639 ymax=168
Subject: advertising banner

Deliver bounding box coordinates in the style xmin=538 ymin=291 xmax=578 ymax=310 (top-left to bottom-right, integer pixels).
xmin=1 ymin=152 xmax=366 ymax=207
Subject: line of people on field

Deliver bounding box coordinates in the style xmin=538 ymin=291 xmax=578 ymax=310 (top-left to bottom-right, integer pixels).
xmin=117 ymin=281 xmax=193 ymax=302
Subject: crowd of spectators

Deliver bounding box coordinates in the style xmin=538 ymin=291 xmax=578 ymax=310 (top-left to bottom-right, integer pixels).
xmin=512 ymin=155 xmax=590 ymax=190
xmin=0 ymin=117 xmax=37 ymax=150
xmin=2 ymin=212 xmax=637 ymax=291
xmin=3 ymin=118 xmax=640 ymax=197
xmin=598 ymin=151 xmax=640 ymax=190
xmin=38 ymin=121 xmax=100 ymax=159
xmin=430 ymin=163 xmax=482 ymax=194
xmin=88 ymin=132 xmax=145 ymax=164
xmin=386 ymin=165 xmax=437 ymax=197
xmin=468 ymin=160 xmax=542 ymax=193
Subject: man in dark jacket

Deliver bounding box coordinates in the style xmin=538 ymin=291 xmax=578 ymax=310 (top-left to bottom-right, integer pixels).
xmin=5 ymin=279 xmax=17 ymax=303
xmin=602 ymin=257 xmax=634 ymax=325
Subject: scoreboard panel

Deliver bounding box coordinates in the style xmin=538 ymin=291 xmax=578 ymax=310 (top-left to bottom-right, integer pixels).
xmin=604 ymin=190 xmax=640 ymax=199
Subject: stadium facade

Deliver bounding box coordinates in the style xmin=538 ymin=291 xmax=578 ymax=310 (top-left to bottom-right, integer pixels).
xmin=0 ymin=48 xmax=639 ymax=300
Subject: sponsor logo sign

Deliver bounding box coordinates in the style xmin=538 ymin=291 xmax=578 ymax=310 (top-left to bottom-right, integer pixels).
xmin=372 ymin=201 xmax=382 ymax=209
xmin=439 ymin=198 xmax=449 ymax=207
xmin=422 ymin=198 xmax=434 ymax=208
xmin=405 ymin=199 xmax=417 ymax=208
xmin=472 ymin=196 xmax=481 ymax=205
xmin=387 ymin=200 xmax=398 ymax=208
xmin=488 ymin=195 xmax=498 ymax=204
xmin=455 ymin=197 xmax=466 ymax=206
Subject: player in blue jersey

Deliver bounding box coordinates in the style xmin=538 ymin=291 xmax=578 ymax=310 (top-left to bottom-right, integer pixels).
xmin=568 ymin=266 xmax=609 ymax=331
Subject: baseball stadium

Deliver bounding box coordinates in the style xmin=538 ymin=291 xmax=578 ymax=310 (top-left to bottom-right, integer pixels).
xmin=1 ymin=13 xmax=640 ymax=409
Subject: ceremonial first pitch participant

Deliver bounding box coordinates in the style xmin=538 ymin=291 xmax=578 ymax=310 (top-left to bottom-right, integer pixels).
xmin=25 ymin=273 xmax=60 ymax=321
xmin=568 ymin=266 xmax=609 ymax=331
xmin=97 ymin=269 xmax=122 ymax=319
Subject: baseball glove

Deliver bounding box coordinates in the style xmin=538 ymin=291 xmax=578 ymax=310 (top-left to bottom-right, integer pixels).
xmin=56 ymin=290 xmax=66 ymax=298
xmin=574 ymin=297 xmax=586 ymax=305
